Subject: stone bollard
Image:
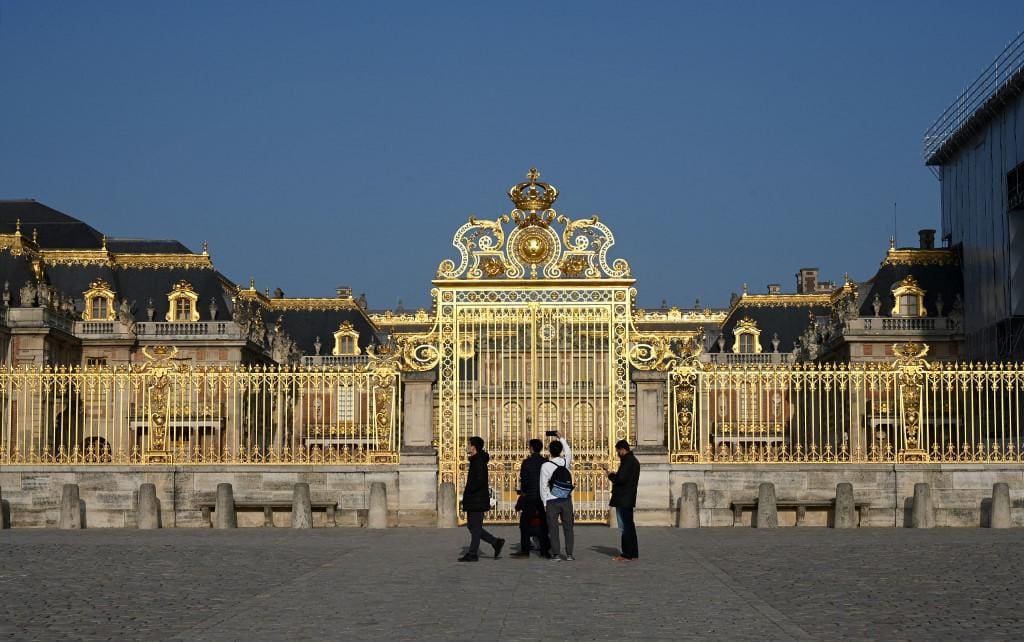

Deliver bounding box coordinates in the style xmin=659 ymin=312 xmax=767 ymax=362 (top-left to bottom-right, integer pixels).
xmin=990 ymin=482 xmax=1011 ymax=529
xmin=911 ymin=482 xmax=935 ymax=528
xmin=292 ymin=483 xmax=313 ymax=529
xmin=754 ymin=482 xmax=778 ymax=528
xmin=59 ymin=483 xmax=83 ymax=529
xmin=137 ymin=483 xmax=161 ymax=529
xmin=214 ymin=483 xmax=237 ymax=529
xmin=368 ymin=482 xmax=387 ymax=529
xmin=1 ymin=484 xmax=8 ymax=530
xmin=834 ymin=483 xmax=857 ymax=529
xmin=436 ymin=482 xmax=457 ymax=528
xmin=677 ymin=482 xmax=700 ymax=528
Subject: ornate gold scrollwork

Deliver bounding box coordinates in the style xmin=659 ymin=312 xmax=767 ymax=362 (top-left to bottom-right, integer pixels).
xmin=629 ymin=333 xmax=704 ymax=372
xmin=435 ymin=168 xmax=632 ymax=281
xmin=138 ymin=345 xmax=187 ymax=463
xmin=389 ymin=333 xmax=440 ymax=372
xmin=892 ymin=342 xmax=930 ymax=462
xmin=671 ymin=368 xmax=700 ymax=462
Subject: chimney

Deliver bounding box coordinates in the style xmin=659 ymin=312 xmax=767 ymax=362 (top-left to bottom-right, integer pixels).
xmin=796 ymin=268 xmax=818 ymax=294
xmin=767 ymin=284 xmax=781 ymax=294
xmin=336 ymin=286 xmax=352 ymax=299
xmin=918 ymin=229 xmax=935 ymax=249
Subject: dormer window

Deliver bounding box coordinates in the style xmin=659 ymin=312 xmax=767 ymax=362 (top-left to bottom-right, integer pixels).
xmin=166 ymin=281 xmax=199 ymax=322
xmin=332 ymin=321 xmax=361 ymax=356
xmin=732 ymin=317 xmax=762 ymax=354
xmin=82 ymin=279 xmax=116 ymax=321
xmin=891 ymin=275 xmax=926 ymax=317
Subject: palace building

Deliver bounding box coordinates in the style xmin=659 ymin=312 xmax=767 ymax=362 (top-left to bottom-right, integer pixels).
xmin=0 ymin=167 xmax=995 ymax=529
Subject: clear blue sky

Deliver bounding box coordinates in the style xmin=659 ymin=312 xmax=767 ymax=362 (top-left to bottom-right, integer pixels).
xmin=2 ymin=2 xmax=1022 ymax=309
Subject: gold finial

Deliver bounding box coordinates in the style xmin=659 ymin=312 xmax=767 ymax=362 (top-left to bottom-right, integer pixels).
xmin=843 ymin=272 xmax=850 ymax=285
xmin=249 ymin=277 xmax=256 ymax=290
xmin=101 ymin=235 xmax=107 ymax=251
xmin=202 ymin=240 xmax=209 ymax=255
xmin=742 ymin=282 xmax=748 ymax=295
xmin=889 ymin=236 xmax=896 ymax=251
xmin=14 ymin=218 xmax=20 ymax=234
xmin=32 ymin=228 xmax=38 ymax=243
xmin=527 ymin=167 xmax=540 ymax=184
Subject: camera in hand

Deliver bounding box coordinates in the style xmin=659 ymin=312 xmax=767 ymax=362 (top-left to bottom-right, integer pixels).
xmin=545 ymin=430 xmax=558 ymax=437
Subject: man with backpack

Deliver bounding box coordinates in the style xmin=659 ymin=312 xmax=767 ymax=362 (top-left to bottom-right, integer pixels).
xmin=539 ymin=431 xmax=575 ymax=562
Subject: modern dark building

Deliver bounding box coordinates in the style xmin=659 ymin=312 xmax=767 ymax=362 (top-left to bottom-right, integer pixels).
xmin=924 ymin=31 xmax=1024 ymax=360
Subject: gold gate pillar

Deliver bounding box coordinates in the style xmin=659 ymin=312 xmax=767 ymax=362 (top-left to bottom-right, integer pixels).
xmin=894 ymin=342 xmax=930 ymax=462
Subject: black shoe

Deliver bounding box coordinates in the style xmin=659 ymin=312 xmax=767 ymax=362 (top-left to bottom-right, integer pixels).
xmin=458 ymin=554 xmax=479 ymax=562
xmin=510 ymin=551 xmax=530 ymax=559
xmin=493 ymin=538 xmax=505 ymax=558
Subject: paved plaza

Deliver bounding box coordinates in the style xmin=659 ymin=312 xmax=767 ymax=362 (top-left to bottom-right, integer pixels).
xmin=2 ymin=526 xmax=1024 ymax=640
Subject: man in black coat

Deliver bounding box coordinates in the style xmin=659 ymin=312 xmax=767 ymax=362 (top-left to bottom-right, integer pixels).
xmin=510 ymin=438 xmax=551 ymax=558
xmin=459 ymin=436 xmax=505 ymax=562
xmin=604 ymin=439 xmax=640 ymax=561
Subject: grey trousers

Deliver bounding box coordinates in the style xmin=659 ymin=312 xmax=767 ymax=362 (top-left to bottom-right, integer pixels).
xmin=546 ymin=498 xmax=574 ymax=556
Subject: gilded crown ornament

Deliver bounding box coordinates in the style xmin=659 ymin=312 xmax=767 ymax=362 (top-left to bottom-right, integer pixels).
xmin=436 ymin=168 xmax=631 ymax=280
xmin=509 ymin=167 xmax=558 ymax=226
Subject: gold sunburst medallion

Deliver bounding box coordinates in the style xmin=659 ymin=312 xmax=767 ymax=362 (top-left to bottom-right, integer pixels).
xmin=514 ymin=228 xmax=553 ymax=265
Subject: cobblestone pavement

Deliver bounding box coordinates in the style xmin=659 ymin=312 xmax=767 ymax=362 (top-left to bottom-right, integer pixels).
xmin=3 ymin=526 xmax=1024 ymax=640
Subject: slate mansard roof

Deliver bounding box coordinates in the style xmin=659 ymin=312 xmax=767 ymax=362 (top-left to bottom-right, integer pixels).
xmin=0 ymin=199 xmax=382 ymax=353
xmin=713 ymin=294 xmax=832 ymax=354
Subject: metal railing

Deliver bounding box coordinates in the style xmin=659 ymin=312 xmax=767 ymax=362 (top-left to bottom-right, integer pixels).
xmin=923 ymin=30 xmax=1024 ymax=161
xmin=0 ymin=363 xmax=401 ymax=465
xmin=668 ymin=355 xmax=1024 ymax=463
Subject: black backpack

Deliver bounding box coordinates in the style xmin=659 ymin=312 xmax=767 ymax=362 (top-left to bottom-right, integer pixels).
xmin=548 ymin=461 xmax=575 ymax=498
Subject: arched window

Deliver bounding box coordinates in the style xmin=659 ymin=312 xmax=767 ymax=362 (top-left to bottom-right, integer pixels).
xmin=732 ymin=317 xmax=762 ymax=354
xmin=166 ymin=281 xmax=199 ymax=322
xmin=82 ymin=279 xmax=116 ymax=321
xmin=503 ymin=401 xmax=522 ymax=432
xmin=572 ymin=401 xmax=594 ymax=434
xmin=536 ymin=402 xmax=558 ymax=434
xmin=891 ymin=276 xmax=926 ymax=317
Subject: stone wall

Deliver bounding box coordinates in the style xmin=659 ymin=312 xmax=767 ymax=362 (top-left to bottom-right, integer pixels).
xmin=4 ymin=462 xmax=1024 ymax=528
xmin=659 ymin=464 xmax=1024 ymax=528
xmin=0 ymin=463 xmax=438 ymax=528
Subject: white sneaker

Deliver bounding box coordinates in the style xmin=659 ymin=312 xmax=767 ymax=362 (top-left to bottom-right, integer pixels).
xmin=549 ymin=555 xmax=562 ymax=562
xmin=565 ymin=554 xmax=575 ymax=561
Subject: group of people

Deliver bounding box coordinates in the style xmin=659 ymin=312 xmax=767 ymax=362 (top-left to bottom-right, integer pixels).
xmin=459 ymin=431 xmax=641 ymax=563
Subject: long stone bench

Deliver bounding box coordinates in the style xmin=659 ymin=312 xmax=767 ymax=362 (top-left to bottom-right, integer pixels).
xmin=730 ymin=499 xmax=869 ymax=527
xmin=198 ymin=501 xmax=338 ymax=527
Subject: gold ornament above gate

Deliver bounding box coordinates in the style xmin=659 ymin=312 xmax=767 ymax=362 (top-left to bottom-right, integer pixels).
xmin=435 ymin=168 xmax=632 ymax=281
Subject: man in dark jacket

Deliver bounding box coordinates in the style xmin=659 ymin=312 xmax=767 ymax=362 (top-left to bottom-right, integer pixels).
xmin=604 ymin=439 xmax=640 ymax=561
xmin=459 ymin=436 xmax=505 ymax=562
xmin=510 ymin=438 xmax=551 ymax=558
